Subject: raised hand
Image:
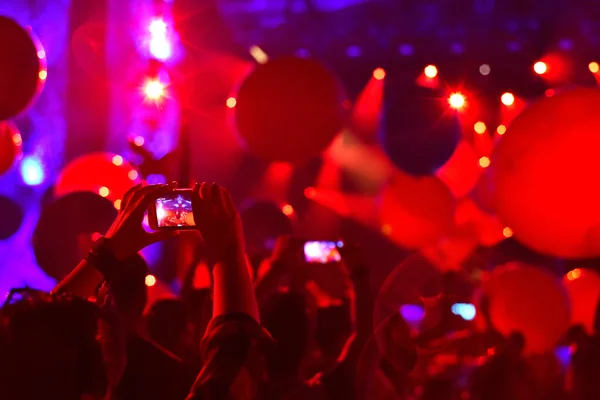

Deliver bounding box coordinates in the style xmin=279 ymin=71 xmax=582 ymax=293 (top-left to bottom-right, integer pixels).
xmin=104 ymin=182 xmax=179 ymax=260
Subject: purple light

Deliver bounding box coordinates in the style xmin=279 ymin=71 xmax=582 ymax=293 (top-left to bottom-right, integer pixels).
xmin=398 ymin=43 xmax=414 ymax=56
xmin=399 ymin=304 xmax=424 ymax=324
xmin=346 ymin=45 xmax=362 ymax=58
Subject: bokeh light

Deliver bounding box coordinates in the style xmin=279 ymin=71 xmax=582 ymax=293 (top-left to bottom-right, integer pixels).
xmin=448 ymin=93 xmax=465 ymax=109
xmin=304 ymin=187 xmax=316 ymax=199
xmin=479 ymin=64 xmax=491 ymax=76
xmin=143 ymin=79 xmax=165 ymax=100
xmin=112 ymin=155 xmax=123 ymax=166
xmin=281 ymin=204 xmax=294 ymax=216
xmin=545 ymin=89 xmax=556 ymax=97
xmin=503 ymin=227 xmax=513 ymax=238
xmin=113 ymin=199 xmax=121 ymax=210
xmin=479 ymin=156 xmax=491 ymax=168
xmin=373 ymin=67 xmax=386 ymax=80
xmin=226 ymin=97 xmax=237 ymax=108
xmin=134 ymin=136 xmax=145 ymax=146
xmin=99 ymin=186 xmax=110 ymax=197
xmin=249 ymin=45 xmax=268 ymax=64
xmin=20 ymin=156 xmax=44 ymax=186
xmin=497 ymin=124 xmax=507 ymax=135
xmin=37 ymin=50 xmax=45 ymax=59
xmin=534 ymin=61 xmax=547 ymax=75
xmin=38 ymin=70 xmax=47 ymax=80
xmin=474 ymin=121 xmax=487 ymax=134
xmin=128 ymin=170 xmax=138 ymax=180
xmin=145 ymin=274 xmax=157 ymax=287
xmin=149 ymin=37 xmax=172 ymax=60
xmin=12 ymin=133 xmax=22 ymax=146
xmin=566 ymin=268 xmax=582 ymax=281
xmin=589 ymin=62 xmax=599 ymax=74
xmin=424 ymin=65 xmax=438 ymax=79
xmin=501 ymin=92 xmax=515 ymax=106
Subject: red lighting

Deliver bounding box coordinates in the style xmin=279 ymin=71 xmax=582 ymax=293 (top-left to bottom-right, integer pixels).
xmin=545 ymin=89 xmax=556 ymax=97
xmin=501 ymin=92 xmax=515 ymax=106
xmin=144 ymin=79 xmax=165 ymax=100
xmin=566 ymin=268 xmax=582 ymax=281
xmin=424 ymin=65 xmax=438 ymax=79
xmin=533 ymin=61 xmax=547 ymax=75
xmin=503 ymin=227 xmax=513 ymax=238
xmin=304 ymin=187 xmax=317 ymax=199
xmin=448 ymin=93 xmax=465 ymax=109
xmin=373 ymin=68 xmax=386 ymax=80
xmin=282 ymin=204 xmax=294 ymax=216
xmin=474 ymin=121 xmax=486 ymax=134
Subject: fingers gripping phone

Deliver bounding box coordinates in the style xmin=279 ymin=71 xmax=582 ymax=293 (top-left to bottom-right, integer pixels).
xmin=147 ymin=189 xmax=196 ymax=230
xmin=303 ymin=241 xmax=343 ymax=264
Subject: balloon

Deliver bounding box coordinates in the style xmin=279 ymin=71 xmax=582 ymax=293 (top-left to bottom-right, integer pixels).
xmin=0 ymin=16 xmax=44 ymax=120
xmin=490 ymin=88 xmax=600 ymax=258
xmin=485 ymin=262 xmax=570 ymax=354
xmin=380 ymin=172 xmax=455 ymax=249
xmin=436 ymin=141 xmax=482 ymax=199
xmin=0 ymin=196 xmax=24 ymax=240
xmin=381 ymin=85 xmax=461 ymax=176
xmin=562 ymin=268 xmax=600 ymax=334
xmin=55 ymin=152 xmax=140 ymax=202
xmin=33 ymin=192 xmax=117 ymax=280
xmin=234 ymin=56 xmax=345 ymax=164
xmin=0 ymin=121 xmax=22 ymax=175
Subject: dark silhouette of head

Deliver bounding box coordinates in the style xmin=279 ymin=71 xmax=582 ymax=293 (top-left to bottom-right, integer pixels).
xmin=315 ymin=302 xmax=352 ymax=357
xmin=146 ymin=298 xmax=191 ymax=358
xmin=0 ymin=291 xmax=107 ymax=400
xmin=260 ymin=292 xmax=309 ymax=378
xmin=109 ymin=254 xmax=149 ymax=319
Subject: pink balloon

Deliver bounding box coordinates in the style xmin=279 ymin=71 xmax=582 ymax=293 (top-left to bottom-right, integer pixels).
xmin=485 ymin=262 xmax=570 ymax=354
xmin=562 ymin=268 xmax=600 ymax=334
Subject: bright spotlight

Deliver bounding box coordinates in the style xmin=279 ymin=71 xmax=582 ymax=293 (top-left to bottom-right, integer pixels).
xmin=144 ymin=79 xmax=165 ymax=100
xmin=478 ymin=156 xmax=491 ymax=168
xmin=448 ymin=93 xmax=465 ymax=109
xmin=497 ymin=125 xmax=507 ymax=135
xmin=424 ymin=65 xmax=438 ymax=79
xmin=501 ymin=92 xmax=515 ymax=106
xmin=249 ymin=45 xmax=268 ymax=64
xmin=474 ymin=121 xmax=487 ymax=134
xmin=533 ymin=61 xmax=547 ymax=75
xmin=150 ymin=37 xmax=172 ymax=60
xmin=589 ymin=62 xmax=600 ymax=74
xmin=503 ymin=227 xmax=513 ymax=238
xmin=226 ymin=97 xmax=237 ymax=108
xmin=282 ymin=204 xmax=294 ymax=216
xmin=38 ymin=70 xmax=47 ymax=80
xmin=145 ymin=274 xmax=157 ymax=287
xmin=148 ymin=19 xmax=167 ymax=37
xmin=373 ymin=68 xmax=386 ymax=80
xmin=99 ymin=186 xmax=110 ymax=198
xmin=20 ymin=156 xmax=44 ymax=186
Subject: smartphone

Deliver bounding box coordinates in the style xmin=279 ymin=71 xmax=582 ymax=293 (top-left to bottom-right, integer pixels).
xmin=304 ymin=241 xmax=343 ymax=264
xmin=147 ymin=189 xmax=196 ymax=230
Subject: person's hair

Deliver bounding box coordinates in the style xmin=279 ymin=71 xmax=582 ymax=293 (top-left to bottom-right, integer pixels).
xmin=146 ymin=298 xmax=188 ymax=356
xmin=260 ymin=292 xmax=309 ymax=377
xmin=315 ymin=302 xmax=352 ymax=356
xmin=109 ymin=254 xmax=149 ymax=317
xmin=0 ymin=290 xmax=107 ymax=400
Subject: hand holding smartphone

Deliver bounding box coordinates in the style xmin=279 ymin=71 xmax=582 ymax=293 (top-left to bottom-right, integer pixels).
xmin=147 ymin=189 xmax=196 ymax=230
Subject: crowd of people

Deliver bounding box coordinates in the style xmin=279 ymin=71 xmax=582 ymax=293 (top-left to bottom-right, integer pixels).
xmin=1 ymin=181 xmax=600 ymax=400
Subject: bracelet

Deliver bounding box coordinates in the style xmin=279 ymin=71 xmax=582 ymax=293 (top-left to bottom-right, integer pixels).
xmin=84 ymin=237 xmax=118 ymax=280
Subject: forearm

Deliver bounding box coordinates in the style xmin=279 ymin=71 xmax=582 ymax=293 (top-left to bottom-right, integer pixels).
xmin=254 ymin=260 xmax=287 ymax=305
xmin=51 ymin=259 xmax=104 ymax=297
xmin=212 ymin=248 xmax=260 ymax=323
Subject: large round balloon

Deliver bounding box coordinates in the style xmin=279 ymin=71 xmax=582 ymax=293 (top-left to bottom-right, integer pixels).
xmin=381 ymin=85 xmax=461 ymax=176
xmin=234 ymin=56 xmax=345 ymax=164
xmin=380 ymin=172 xmax=455 ymax=249
xmin=33 ymin=192 xmax=117 ymax=280
xmin=0 ymin=121 xmax=23 ymax=175
xmin=562 ymin=268 xmax=600 ymax=334
xmin=484 ymin=262 xmax=570 ymax=354
xmin=0 ymin=16 xmax=44 ymax=120
xmin=490 ymin=88 xmax=600 ymax=258
xmin=55 ymin=152 xmax=140 ymax=203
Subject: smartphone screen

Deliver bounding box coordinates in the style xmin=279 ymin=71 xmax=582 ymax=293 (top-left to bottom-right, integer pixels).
xmin=155 ymin=191 xmax=195 ymax=228
xmin=451 ymin=303 xmax=476 ymax=321
xmin=304 ymin=241 xmax=342 ymax=264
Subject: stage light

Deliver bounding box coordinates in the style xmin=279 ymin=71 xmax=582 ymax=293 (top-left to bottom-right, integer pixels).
xmin=533 ymin=61 xmax=547 ymax=75
xmin=37 ymin=50 xmax=45 ymax=59
xmin=282 ymin=204 xmax=294 ymax=216
xmin=148 ymin=18 xmax=167 ymax=37
xmin=589 ymin=62 xmax=599 ymax=74
xmin=448 ymin=93 xmax=465 ymax=109
xmin=424 ymin=65 xmax=438 ymax=79
xmin=373 ymin=68 xmax=386 ymax=80
xmin=474 ymin=121 xmax=486 ymax=134
xmin=144 ymin=79 xmax=165 ymax=100
xmin=503 ymin=227 xmax=513 ymax=238
xmin=479 ymin=64 xmax=491 ymax=76
xmin=479 ymin=156 xmax=491 ymax=168
xmin=497 ymin=125 xmax=507 ymax=135
xmin=501 ymin=92 xmax=515 ymax=106
xmin=128 ymin=170 xmax=138 ymax=180
xmin=113 ymin=199 xmax=121 ymax=210
xmin=99 ymin=186 xmax=110 ymax=197
xmin=134 ymin=136 xmax=145 ymax=146
xmin=249 ymin=45 xmax=268 ymax=64
xmin=38 ymin=70 xmax=47 ymax=80
xmin=145 ymin=274 xmax=156 ymax=287
xmin=20 ymin=156 xmax=44 ymax=186
xmin=150 ymin=37 xmax=172 ymax=60
xmin=304 ymin=187 xmax=316 ymax=199
xmin=112 ymin=155 xmax=123 ymax=166
xmin=12 ymin=133 xmax=22 ymax=146
xmin=545 ymin=89 xmax=556 ymax=97
xmin=226 ymin=97 xmax=237 ymax=108
xmin=566 ymin=268 xmax=582 ymax=281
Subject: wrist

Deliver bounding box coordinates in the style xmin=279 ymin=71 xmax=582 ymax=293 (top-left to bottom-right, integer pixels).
xmin=85 ymin=237 xmax=120 ymax=279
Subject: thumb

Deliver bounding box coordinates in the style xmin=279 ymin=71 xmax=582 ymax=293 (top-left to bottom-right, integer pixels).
xmin=146 ymin=229 xmax=180 ymax=245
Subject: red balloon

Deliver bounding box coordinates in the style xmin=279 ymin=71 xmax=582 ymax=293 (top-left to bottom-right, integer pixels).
xmin=436 ymin=140 xmax=482 ymax=199
xmin=380 ymin=172 xmax=455 ymax=249
xmin=55 ymin=152 xmax=140 ymax=202
xmin=0 ymin=121 xmax=22 ymax=175
xmin=491 ymin=88 xmax=600 ymax=258
xmin=0 ymin=17 xmax=44 ymax=120
xmin=485 ymin=262 xmax=570 ymax=354
xmin=562 ymin=268 xmax=600 ymax=334
xmin=234 ymin=56 xmax=345 ymax=164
